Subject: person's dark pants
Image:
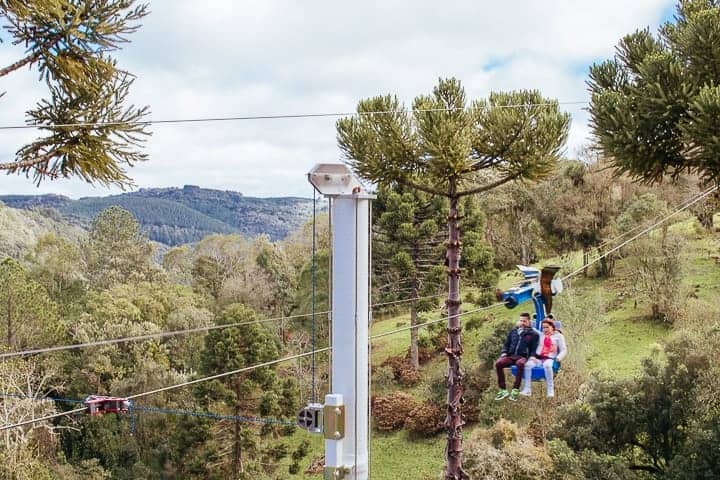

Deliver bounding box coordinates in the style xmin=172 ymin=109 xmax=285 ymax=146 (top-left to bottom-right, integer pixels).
xmin=495 ymin=355 xmax=528 ymax=390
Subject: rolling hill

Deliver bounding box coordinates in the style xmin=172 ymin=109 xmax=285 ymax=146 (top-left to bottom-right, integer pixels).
xmin=0 ymin=186 xmax=316 ymax=246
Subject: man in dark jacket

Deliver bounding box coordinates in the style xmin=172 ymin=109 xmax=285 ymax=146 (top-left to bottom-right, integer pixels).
xmin=494 ymin=312 xmax=539 ymax=401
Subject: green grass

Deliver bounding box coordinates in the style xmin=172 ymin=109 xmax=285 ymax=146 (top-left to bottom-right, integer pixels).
xmin=284 ymin=429 xmax=447 ymax=480
xmin=369 ymin=432 xmax=445 ymax=480
xmin=586 ymin=314 xmax=669 ymax=377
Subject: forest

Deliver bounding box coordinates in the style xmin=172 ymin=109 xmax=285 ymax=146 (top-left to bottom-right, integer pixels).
xmin=0 ymin=153 xmax=718 ymax=479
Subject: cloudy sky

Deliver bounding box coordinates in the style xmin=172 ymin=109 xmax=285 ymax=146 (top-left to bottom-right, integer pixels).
xmin=0 ymin=0 xmax=676 ymax=199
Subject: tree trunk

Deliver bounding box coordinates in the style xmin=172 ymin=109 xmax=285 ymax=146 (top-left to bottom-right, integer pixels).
xmin=444 ymin=193 xmax=468 ymax=480
xmin=233 ymin=385 xmax=244 ymax=476
xmin=410 ymin=241 xmax=420 ymax=371
xmin=6 ymin=295 xmax=13 ymax=349
xmin=513 ymin=205 xmax=530 ymax=265
xmin=409 ymin=293 xmax=419 ymax=370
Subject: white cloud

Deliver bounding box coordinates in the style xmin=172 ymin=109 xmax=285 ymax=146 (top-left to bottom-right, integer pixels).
xmin=0 ymin=0 xmax=674 ymax=198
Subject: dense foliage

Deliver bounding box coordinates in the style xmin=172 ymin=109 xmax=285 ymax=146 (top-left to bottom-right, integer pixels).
xmin=589 ymin=0 xmax=720 ymax=184
xmin=0 ymin=0 xmax=150 ymax=186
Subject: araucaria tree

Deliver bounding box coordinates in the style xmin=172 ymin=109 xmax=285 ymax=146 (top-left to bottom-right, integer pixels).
xmin=589 ymin=0 xmax=720 ymax=186
xmin=337 ymin=78 xmax=570 ymax=479
xmin=0 ymin=0 xmax=150 ymax=186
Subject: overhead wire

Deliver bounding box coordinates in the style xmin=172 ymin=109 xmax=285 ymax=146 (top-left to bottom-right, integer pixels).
xmin=588 ymin=184 xmax=718 ymax=256
xmin=0 ymin=393 xmax=295 ymax=427
xmin=0 ymin=101 xmax=588 ymax=131
xmin=370 ymin=303 xmax=506 ymax=340
xmin=0 ymin=301 xmax=505 ymax=431
xmin=560 ymin=184 xmax=719 ymax=282
xmin=0 ymin=290 xmax=449 ymax=360
xmin=0 ymin=310 xmax=331 ymax=360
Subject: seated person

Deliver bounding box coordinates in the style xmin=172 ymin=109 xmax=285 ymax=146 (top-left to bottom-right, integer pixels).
xmin=494 ymin=312 xmax=539 ymax=401
xmin=520 ymin=318 xmax=567 ymax=398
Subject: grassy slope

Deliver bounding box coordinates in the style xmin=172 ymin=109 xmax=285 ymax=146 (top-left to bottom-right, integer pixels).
xmin=279 ymin=218 xmax=720 ymax=479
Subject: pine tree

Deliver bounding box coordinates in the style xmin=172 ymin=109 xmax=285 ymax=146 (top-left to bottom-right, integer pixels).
xmin=337 ymin=77 xmax=569 ymax=478
xmin=0 ymin=0 xmax=150 ymax=186
xmin=589 ymin=0 xmax=720 ymax=185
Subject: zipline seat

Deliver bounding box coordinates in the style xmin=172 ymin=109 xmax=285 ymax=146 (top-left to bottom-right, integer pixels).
xmin=510 ymin=360 xmax=561 ymax=382
xmin=84 ymin=395 xmax=131 ymax=415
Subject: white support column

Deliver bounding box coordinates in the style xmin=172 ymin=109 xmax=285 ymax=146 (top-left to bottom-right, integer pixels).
xmin=307 ymin=164 xmax=373 ymax=480
xmin=329 ymin=194 xmax=371 ymax=480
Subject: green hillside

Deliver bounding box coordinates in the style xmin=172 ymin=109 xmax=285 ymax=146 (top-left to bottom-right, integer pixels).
xmin=0 ymin=186 xmax=316 ymax=245
xmin=282 ymin=217 xmax=720 ymax=479
xmin=0 ymin=202 xmax=84 ymax=258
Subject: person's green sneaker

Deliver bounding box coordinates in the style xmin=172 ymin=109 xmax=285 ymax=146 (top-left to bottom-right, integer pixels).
xmin=508 ymin=388 xmax=520 ymax=401
xmin=494 ymin=389 xmax=509 ymax=401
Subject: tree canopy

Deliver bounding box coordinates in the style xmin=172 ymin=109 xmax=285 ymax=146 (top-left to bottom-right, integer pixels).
xmin=589 ymin=0 xmax=720 ymax=184
xmin=0 ymin=0 xmax=150 ymax=186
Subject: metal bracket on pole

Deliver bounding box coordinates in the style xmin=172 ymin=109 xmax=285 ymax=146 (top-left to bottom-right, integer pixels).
xmin=324 ymin=404 xmax=346 ymax=440
xmin=324 ymin=466 xmax=351 ymax=480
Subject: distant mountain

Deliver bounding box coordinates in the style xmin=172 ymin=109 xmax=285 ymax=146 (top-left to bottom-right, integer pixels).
xmin=0 ymin=186 xmax=316 ymax=246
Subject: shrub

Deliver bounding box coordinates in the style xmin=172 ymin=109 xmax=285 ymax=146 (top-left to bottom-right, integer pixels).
xmin=462 ymin=365 xmax=492 ymax=424
xmin=405 ymin=401 xmax=445 ymax=437
xmin=404 ymin=345 xmax=434 ymax=364
xmin=464 ymin=313 xmax=485 ymax=331
xmin=371 ymin=365 xmax=396 ymax=392
xmin=381 ymin=355 xmax=420 ymax=386
xmin=486 ymin=418 xmax=519 ymax=449
xmin=371 ymin=392 xmax=419 ymax=432
xmin=477 ymin=319 xmax=515 ymax=369
xmin=464 ymin=426 xmax=553 ymax=480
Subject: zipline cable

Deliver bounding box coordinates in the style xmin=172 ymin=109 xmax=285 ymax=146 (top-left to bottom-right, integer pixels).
xmin=370 ymin=303 xmax=506 ymax=339
xmin=0 ymin=407 xmax=88 ymax=431
xmin=590 ymin=184 xmax=718 ymax=254
xmin=124 ymin=347 xmax=330 ymax=402
xmin=0 ymin=302 xmax=504 ymax=431
xmin=0 ymin=310 xmax=331 ymax=360
xmin=0 ymin=292 xmax=449 ymax=360
xmin=560 ymin=184 xmax=719 ymax=282
xmin=0 ymin=102 xmax=588 ymax=131
xmin=370 ymin=293 xmax=446 ymax=308
xmin=0 ymin=393 xmax=295 ymax=427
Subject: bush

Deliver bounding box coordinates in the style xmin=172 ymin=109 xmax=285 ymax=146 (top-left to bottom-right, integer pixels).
xmin=371 ymin=392 xmax=419 ymax=432
xmin=548 ymin=440 xmax=638 ymax=480
xmin=404 ymin=345 xmax=434 ymax=364
xmin=405 ymin=401 xmax=445 ymax=437
xmin=381 ymin=355 xmax=420 ymax=386
xmin=462 ymin=365 xmax=492 ymax=424
xmin=464 ymin=425 xmax=553 ymax=480
xmin=371 ymin=365 xmax=396 ymax=392
xmin=464 ymin=313 xmax=486 ymax=331
xmin=426 ymin=321 xmax=447 ymax=351
xmin=486 ymin=418 xmax=519 ymax=449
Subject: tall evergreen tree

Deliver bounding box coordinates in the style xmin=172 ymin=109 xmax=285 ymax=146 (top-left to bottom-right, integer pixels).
xmin=84 ymin=206 xmax=157 ymax=290
xmin=0 ymin=257 xmax=59 ymax=350
xmin=589 ymin=0 xmax=720 ymax=186
xmin=0 ymin=0 xmax=150 ymax=186
xmin=200 ymin=304 xmax=281 ymax=477
xmin=337 ymin=78 xmax=569 ymax=479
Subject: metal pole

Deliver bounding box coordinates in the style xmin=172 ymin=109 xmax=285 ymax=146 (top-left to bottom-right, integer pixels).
xmin=326 ymin=193 xmax=371 ymax=480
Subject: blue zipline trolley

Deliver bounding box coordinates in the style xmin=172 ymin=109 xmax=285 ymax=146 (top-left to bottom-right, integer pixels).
xmin=498 ymin=265 xmax=563 ymax=381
